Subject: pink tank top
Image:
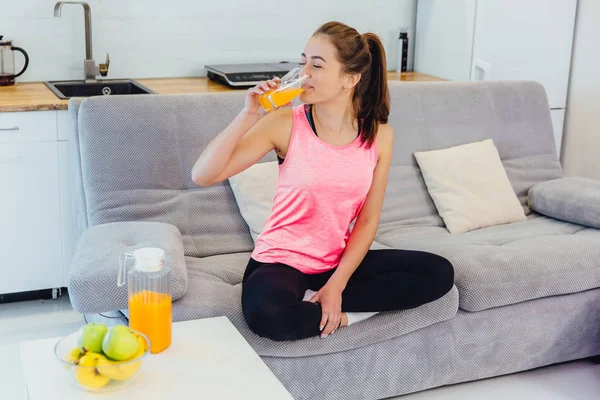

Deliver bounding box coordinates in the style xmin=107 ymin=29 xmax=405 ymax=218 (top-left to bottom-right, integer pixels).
xmin=250 ymin=105 xmax=379 ymax=274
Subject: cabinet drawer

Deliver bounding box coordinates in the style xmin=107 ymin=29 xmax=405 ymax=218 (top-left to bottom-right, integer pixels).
xmin=0 ymin=142 xmax=63 ymax=294
xmin=0 ymin=111 xmax=58 ymax=144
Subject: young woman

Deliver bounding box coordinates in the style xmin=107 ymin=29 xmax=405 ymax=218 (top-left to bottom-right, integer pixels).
xmin=192 ymin=21 xmax=454 ymax=341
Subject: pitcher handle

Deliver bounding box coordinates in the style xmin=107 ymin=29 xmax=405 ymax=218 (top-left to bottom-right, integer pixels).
xmin=118 ymin=252 xmax=134 ymax=287
xmin=11 ymin=47 xmax=29 ymax=78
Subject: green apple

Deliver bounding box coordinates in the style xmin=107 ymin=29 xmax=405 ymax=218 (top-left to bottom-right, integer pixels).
xmin=102 ymin=325 xmax=139 ymax=361
xmin=77 ymin=323 xmax=108 ymax=354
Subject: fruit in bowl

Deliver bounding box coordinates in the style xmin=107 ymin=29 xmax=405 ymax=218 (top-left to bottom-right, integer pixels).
xmin=78 ymin=323 xmax=107 ymax=354
xmin=54 ymin=323 xmax=151 ymax=392
xmin=102 ymin=325 xmax=140 ymax=360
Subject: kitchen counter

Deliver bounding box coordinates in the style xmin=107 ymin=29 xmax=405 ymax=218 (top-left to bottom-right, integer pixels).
xmin=0 ymin=72 xmax=445 ymax=112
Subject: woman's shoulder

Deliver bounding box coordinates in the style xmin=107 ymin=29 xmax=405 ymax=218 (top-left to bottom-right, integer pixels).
xmin=376 ymin=123 xmax=394 ymax=144
xmin=375 ymin=123 xmax=394 ymax=160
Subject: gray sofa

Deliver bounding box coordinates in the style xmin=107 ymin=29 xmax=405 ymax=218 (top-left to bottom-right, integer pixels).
xmin=65 ymin=81 xmax=600 ymax=400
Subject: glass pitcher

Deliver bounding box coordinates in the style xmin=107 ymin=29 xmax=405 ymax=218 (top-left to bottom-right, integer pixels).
xmin=0 ymin=36 xmax=29 ymax=86
xmin=118 ymin=247 xmax=172 ymax=354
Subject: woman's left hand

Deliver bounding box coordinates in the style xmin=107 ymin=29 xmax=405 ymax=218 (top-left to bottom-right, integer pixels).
xmin=308 ymin=284 xmax=343 ymax=337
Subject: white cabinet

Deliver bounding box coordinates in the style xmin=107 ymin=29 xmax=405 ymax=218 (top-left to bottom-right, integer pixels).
xmin=470 ymin=0 xmax=577 ymax=108
xmin=57 ymin=110 xmax=70 ymax=142
xmin=416 ymin=0 xmax=577 ymax=102
xmin=415 ymin=0 xmax=478 ymax=82
xmin=0 ymin=111 xmax=70 ymax=295
xmin=0 ymin=111 xmax=58 ymax=143
xmin=0 ymin=141 xmax=64 ymax=294
xmin=57 ymin=110 xmax=76 ymax=286
xmin=0 ymin=109 xmax=80 ymax=294
xmin=58 ymin=140 xmax=76 ymax=287
xmin=415 ymin=0 xmax=577 ymax=154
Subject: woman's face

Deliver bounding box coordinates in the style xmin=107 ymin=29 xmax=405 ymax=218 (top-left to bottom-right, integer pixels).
xmin=298 ymin=35 xmax=355 ymax=104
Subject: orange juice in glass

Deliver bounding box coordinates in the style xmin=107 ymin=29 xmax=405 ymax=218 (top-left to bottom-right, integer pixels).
xmin=258 ymin=68 xmax=308 ymax=112
xmin=118 ymin=247 xmax=172 ymax=354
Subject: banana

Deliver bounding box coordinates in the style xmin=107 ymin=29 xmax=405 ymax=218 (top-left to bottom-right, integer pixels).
xmin=66 ymin=347 xmax=84 ymax=364
xmin=98 ymin=359 xmax=142 ymax=381
xmin=73 ymin=353 xmax=111 ymax=390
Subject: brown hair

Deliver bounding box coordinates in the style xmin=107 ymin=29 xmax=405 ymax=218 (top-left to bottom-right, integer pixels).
xmin=313 ymin=21 xmax=390 ymax=149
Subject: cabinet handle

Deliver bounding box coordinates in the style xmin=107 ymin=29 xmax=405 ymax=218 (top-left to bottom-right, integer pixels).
xmin=0 ymin=126 xmax=20 ymax=131
xmin=0 ymin=155 xmax=23 ymax=163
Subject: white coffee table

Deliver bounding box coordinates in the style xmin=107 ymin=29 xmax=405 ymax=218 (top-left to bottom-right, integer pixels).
xmin=21 ymin=316 xmax=293 ymax=399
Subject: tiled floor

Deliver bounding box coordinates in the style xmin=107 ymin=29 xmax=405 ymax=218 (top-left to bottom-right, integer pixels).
xmin=0 ymin=294 xmax=83 ymax=399
xmin=1 ymin=294 xmax=600 ymax=399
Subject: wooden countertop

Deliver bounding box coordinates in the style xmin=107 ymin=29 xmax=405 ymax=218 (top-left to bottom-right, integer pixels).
xmin=0 ymin=72 xmax=445 ymax=113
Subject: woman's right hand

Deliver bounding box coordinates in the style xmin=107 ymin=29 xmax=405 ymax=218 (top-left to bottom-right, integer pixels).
xmin=243 ymin=77 xmax=285 ymax=116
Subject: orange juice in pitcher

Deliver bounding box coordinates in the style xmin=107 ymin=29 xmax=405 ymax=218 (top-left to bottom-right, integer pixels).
xmin=118 ymin=248 xmax=172 ymax=354
xmin=129 ymin=291 xmax=172 ymax=354
xmin=258 ymin=68 xmax=308 ymax=112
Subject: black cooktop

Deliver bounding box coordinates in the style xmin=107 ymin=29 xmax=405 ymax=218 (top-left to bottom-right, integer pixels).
xmin=205 ymin=62 xmax=301 ymax=88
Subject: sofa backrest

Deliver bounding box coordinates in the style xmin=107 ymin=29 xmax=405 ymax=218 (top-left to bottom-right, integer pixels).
xmin=69 ymin=81 xmax=563 ymax=257
xmin=380 ymin=80 xmax=563 ymax=235
xmin=71 ymin=92 xmax=261 ymax=257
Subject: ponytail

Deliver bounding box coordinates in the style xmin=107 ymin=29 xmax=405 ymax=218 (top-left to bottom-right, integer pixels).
xmin=355 ymin=33 xmax=390 ymax=149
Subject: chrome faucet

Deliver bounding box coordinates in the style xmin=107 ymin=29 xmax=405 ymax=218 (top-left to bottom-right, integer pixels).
xmin=54 ymin=1 xmax=110 ymax=82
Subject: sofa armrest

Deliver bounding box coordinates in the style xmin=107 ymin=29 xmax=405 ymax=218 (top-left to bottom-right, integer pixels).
xmin=67 ymin=221 xmax=188 ymax=314
xmin=527 ymin=177 xmax=600 ymax=229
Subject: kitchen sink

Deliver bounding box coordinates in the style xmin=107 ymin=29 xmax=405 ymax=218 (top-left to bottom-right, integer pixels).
xmin=44 ymin=79 xmax=155 ymax=99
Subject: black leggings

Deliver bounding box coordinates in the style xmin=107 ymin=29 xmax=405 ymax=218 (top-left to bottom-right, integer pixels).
xmin=241 ymin=249 xmax=454 ymax=341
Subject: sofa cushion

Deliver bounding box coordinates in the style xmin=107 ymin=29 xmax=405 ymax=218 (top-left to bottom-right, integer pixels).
xmin=414 ymin=139 xmax=527 ymax=233
xmin=375 ymin=214 xmax=600 ymax=311
xmin=528 ymin=177 xmax=600 ymax=229
xmin=68 ymin=221 xmax=188 ymax=314
xmin=166 ymin=248 xmax=459 ymax=357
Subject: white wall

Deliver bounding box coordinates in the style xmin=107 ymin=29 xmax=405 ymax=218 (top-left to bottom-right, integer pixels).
xmin=1 ymin=0 xmax=415 ymax=82
xmin=562 ymin=0 xmax=600 ymax=179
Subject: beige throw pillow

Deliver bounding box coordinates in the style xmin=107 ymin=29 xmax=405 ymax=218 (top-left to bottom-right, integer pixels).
xmin=227 ymin=161 xmax=279 ymax=244
xmin=414 ymin=139 xmax=527 ymax=234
